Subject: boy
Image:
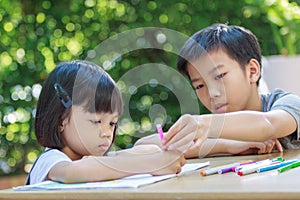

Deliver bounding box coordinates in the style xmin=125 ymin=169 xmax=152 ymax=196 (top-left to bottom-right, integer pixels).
xmin=161 ymin=23 xmax=300 ymax=158
xmin=136 ymin=24 xmax=296 ymax=157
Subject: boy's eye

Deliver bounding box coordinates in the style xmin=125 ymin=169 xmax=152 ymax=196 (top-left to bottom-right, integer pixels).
xmin=215 ymin=73 xmax=226 ymax=80
xmin=91 ymin=120 xmax=101 ymax=124
xmin=195 ymin=84 xmax=204 ymax=90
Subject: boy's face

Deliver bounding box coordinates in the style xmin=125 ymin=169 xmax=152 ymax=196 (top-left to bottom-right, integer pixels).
xmin=187 ymin=49 xmax=258 ymax=113
xmin=61 ymin=105 xmax=118 ymax=159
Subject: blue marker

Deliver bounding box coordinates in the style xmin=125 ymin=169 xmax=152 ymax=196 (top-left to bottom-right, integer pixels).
xmin=257 ymin=159 xmax=298 ymax=173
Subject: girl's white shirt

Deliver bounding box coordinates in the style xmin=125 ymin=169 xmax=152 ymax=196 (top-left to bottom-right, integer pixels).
xmin=28 ymin=148 xmax=71 ymax=185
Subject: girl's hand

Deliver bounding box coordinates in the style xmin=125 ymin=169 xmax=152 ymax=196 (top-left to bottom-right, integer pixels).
xmin=134 ymin=134 xmax=163 ymax=149
xmin=150 ymin=151 xmax=186 ymax=176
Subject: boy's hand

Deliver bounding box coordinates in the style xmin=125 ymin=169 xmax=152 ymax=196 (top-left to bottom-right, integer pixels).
xmin=163 ymin=114 xmax=206 ymax=152
xmin=261 ymin=139 xmax=283 ymax=153
xmin=227 ymin=139 xmax=283 ymax=155
xmin=274 ymin=139 xmax=283 ymax=152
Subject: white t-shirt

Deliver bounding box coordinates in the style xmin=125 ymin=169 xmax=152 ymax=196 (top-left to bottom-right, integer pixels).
xmin=26 ymin=148 xmax=72 ymax=185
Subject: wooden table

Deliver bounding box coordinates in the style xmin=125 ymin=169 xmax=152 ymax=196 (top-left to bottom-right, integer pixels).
xmin=0 ymin=149 xmax=299 ymax=200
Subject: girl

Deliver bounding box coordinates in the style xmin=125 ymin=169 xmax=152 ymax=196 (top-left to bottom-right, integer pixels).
xmin=26 ymin=60 xmax=185 ymax=185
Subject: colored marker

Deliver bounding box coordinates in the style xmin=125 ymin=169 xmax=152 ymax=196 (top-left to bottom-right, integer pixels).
xmin=257 ymin=159 xmax=298 ymax=173
xmin=235 ymin=159 xmax=272 ymax=172
xmin=272 ymin=157 xmax=284 ymax=162
xmin=218 ymin=160 xmax=253 ymax=174
xmin=201 ymin=160 xmax=253 ymax=176
xmin=231 ymin=161 xmax=256 ymax=172
xmin=201 ymin=163 xmax=237 ymax=176
xmin=237 ymin=159 xmax=274 ymax=176
xmin=278 ymin=160 xmax=300 ymax=173
xmin=156 ymin=124 xmax=164 ymax=140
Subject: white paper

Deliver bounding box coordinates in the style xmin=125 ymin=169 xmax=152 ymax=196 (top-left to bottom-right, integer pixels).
xmin=13 ymin=162 xmax=209 ymax=191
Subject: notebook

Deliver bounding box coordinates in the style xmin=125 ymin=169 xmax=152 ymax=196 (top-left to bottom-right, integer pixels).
xmin=14 ymin=161 xmax=209 ymax=190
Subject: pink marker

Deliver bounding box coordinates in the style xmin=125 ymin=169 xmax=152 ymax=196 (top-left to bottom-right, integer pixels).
xmin=156 ymin=124 xmax=164 ymax=140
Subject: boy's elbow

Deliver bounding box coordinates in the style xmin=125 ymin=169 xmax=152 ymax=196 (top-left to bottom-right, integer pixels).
xmin=262 ymin=115 xmax=279 ymax=140
xmin=263 ymin=110 xmax=297 ymax=140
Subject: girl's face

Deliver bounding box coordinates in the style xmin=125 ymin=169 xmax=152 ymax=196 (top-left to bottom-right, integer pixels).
xmin=187 ymin=49 xmax=260 ymax=113
xmin=61 ymin=105 xmax=118 ymax=160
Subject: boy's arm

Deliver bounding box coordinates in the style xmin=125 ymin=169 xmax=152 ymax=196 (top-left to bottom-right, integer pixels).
xmin=184 ymin=138 xmax=281 ymax=158
xmin=164 ymin=109 xmax=296 ymax=151
xmin=133 ymin=134 xmax=281 ymax=158
xmin=48 ymin=150 xmax=185 ymax=183
xmin=208 ymin=109 xmax=296 ymax=141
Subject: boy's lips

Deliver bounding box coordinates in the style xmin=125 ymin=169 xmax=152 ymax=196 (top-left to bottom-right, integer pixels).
xmin=214 ymin=103 xmax=227 ymax=112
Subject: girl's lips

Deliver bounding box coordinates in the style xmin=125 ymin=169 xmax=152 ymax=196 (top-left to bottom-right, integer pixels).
xmin=98 ymin=143 xmax=110 ymax=151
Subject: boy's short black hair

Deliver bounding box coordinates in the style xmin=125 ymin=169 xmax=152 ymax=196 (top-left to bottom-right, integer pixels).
xmin=177 ymin=23 xmax=262 ymax=85
xmin=35 ymin=60 xmax=123 ymax=149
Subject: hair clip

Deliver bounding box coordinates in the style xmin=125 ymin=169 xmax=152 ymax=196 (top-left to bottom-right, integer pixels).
xmin=54 ymin=83 xmax=72 ymax=108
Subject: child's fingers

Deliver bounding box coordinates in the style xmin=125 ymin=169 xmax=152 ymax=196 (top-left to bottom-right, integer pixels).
xmin=166 ymin=132 xmax=195 ymax=152
xmin=183 ymin=140 xmax=203 ymax=158
xmin=179 ymin=154 xmax=186 ymax=166
xmin=256 ymin=142 xmax=267 ymax=154
xmin=264 ymin=140 xmax=275 ymax=153
xmin=164 ymin=114 xmax=192 ymax=143
xmin=274 ymin=139 xmax=283 ymax=152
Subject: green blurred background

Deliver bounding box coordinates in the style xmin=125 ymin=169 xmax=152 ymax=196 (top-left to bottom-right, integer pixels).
xmin=0 ymin=0 xmax=300 ymax=179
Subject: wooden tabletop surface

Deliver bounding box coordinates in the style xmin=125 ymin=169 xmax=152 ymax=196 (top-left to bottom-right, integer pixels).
xmin=0 ymin=149 xmax=299 ymax=200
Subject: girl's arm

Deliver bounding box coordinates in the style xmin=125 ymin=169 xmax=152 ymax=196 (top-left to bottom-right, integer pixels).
xmin=112 ymin=144 xmax=162 ymax=156
xmin=164 ymin=109 xmax=296 ymax=151
xmin=48 ymin=149 xmax=185 ymax=183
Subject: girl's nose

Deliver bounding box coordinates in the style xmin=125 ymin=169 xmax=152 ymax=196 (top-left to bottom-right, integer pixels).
xmin=98 ymin=125 xmax=113 ymax=138
xmin=100 ymin=131 xmax=111 ymax=138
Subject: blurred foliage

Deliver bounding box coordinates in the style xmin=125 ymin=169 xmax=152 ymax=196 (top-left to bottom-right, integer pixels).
xmin=0 ymin=0 xmax=299 ymax=176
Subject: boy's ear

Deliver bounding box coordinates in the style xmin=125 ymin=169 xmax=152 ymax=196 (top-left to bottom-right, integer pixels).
xmin=247 ymin=58 xmax=261 ymax=84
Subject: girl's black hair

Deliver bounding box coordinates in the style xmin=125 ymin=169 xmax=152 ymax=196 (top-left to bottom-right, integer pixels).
xmin=34 ymin=60 xmax=123 ymax=149
xmin=177 ymin=23 xmax=262 ymax=85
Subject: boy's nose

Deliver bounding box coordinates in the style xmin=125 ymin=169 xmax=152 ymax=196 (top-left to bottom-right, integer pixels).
xmin=209 ymin=87 xmax=221 ymax=99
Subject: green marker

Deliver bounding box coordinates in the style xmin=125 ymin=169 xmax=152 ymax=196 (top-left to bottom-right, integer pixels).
xmin=278 ymin=161 xmax=300 ymax=173
xmin=272 ymin=157 xmax=284 ymax=162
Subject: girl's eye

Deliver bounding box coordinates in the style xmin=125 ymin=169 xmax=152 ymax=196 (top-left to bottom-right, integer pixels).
xmin=215 ymin=73 xmax=226 ymax=80
xmin=110 ymin=122 xmax=118 ymax=127
xmin=195 ymin=84 xmax=204 ymax=90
